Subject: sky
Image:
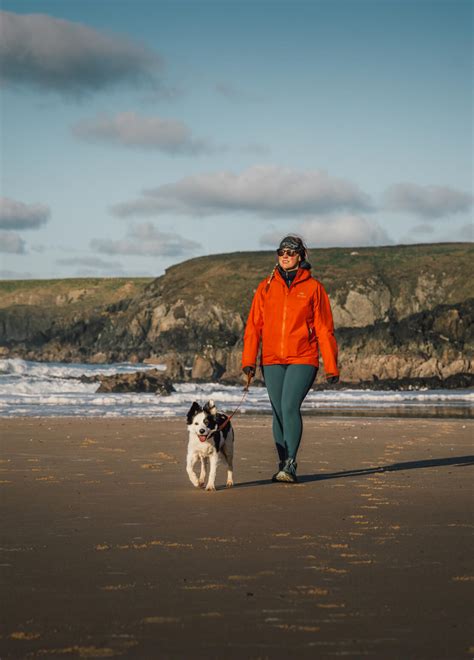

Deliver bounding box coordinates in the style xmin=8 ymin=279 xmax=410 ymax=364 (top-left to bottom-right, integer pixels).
xmin=0 ymin=0 xmax=472 ymax=279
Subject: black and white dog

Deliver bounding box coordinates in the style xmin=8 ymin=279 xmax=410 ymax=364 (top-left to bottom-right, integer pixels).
xmin=186 ymin=399 xmax=234 ymax=491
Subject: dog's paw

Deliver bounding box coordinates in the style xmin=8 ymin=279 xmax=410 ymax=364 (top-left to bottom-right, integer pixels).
xmin=226 ymin=480 xmax=234 ymax=488
xmin=205 ymin=484 xmax=216 ymax=492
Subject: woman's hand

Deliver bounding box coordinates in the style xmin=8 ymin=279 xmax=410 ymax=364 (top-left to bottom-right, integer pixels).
xmin=326 ymin=375 xmax=339 ymax=385
xmin=243 ymin=365 xmax=256 ymax=378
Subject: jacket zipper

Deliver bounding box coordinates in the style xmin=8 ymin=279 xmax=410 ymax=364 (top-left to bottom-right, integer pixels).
xmin=281 ymin=288 xmax=288 ymax=358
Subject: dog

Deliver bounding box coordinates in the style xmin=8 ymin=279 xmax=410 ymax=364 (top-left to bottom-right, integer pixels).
xmin=185 ymin=399 xmax=234 ymax=491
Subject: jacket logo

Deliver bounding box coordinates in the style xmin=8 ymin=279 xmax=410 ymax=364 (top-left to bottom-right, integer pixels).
xmin=296 ymin=291 xmax=306 ymax=298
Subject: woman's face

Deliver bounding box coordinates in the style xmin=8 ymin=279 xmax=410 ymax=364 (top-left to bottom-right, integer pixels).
xmin=278 ymin=248 xmax=300 ymax=271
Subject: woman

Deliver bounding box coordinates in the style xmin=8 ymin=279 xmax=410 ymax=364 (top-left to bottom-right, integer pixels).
xmin=242 ymin=235 xmax=339 ymax=483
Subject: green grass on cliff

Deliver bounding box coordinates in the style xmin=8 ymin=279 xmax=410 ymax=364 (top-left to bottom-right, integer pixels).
xmin=0 ymin=278 xmax=152 ymax=315
xmin=0 ymin=243 xmax=472 ymax=318
xmin=151 ymin=242 xmax=473 ymax=314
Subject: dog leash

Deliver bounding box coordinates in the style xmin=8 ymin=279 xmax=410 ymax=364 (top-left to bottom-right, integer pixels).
xmin=209 ymin=372 xmax=252 ymax=436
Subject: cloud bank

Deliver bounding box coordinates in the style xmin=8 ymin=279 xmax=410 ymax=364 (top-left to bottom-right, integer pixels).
xmin=260 ymin=215 xmax=392 ymax=249
xmin=0 ymin=11 xmax=161 ymax=95
xmin=0 ymin=269 xmax=34 ymax=279
xmin=56 ymin=256 xmax=124 ymax=270
xmin=91 ymin=222 xmax=201 ymax=257
xmin=0 ymin=196 xmax=50 ymax=230
xmin=112 ymin=165 xmax=373 ymax=218
xmin=72 ymin=112 xmax=214 ymax=154
xmin=384 ymin=183 xmax=473 ymax=219
xmin=0 ymin=231 xmax=26 ymax=254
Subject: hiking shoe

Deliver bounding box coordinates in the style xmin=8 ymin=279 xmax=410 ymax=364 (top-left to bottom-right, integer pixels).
xmin=271 ymin=461 xmax=285 ymax=482
xmin=275 ymin=458 xmax=298 ymax=483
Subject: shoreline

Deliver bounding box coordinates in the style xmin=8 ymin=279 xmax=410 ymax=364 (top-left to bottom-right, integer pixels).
xmin=1 ymin=405 xmax=472 ymax=420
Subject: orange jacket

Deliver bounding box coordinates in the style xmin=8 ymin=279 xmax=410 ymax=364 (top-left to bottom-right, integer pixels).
xmin=242 ymin=267 xmax=339 ymax=376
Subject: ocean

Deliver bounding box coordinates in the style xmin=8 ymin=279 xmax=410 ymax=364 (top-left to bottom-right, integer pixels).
xmin=0 ymin=358 xmax=472 ymax=419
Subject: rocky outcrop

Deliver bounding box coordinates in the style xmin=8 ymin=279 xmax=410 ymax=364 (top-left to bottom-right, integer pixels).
xmin=0 ymin=243 xmax=472 ymax=386
xmin=332 ymin=275 xmax=392 ymax=327
xmin=0 ymin=306 xmax=55 ymax=344
xmin=336 ymin=298 xmax=473 ymax=383
xmin=81 ymin=369 xmax=175 ymax=395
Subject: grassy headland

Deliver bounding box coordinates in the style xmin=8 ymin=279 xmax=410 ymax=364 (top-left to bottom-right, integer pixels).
xmin=0 ymin=243 xmax=472 ymax=385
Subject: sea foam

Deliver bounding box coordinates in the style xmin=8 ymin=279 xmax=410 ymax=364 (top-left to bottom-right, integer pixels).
xmin=0 ymin=358 xmax=472 ymax=418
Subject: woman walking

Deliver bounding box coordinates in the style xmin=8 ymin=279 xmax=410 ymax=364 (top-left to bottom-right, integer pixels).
xmin=242 ymin=236 xmax=339 ymax=483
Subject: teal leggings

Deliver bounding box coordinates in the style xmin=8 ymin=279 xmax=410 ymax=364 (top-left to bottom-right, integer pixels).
xmin=262 ymin=364 xmax=318 ymax=462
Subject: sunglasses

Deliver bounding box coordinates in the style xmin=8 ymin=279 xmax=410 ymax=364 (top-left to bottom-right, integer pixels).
xmin=277 ymin=248 xmax=298 ymax=257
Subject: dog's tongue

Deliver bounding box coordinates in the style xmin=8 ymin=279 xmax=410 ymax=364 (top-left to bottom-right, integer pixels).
xmin=198 ymin=434 xmax=207 ymax=443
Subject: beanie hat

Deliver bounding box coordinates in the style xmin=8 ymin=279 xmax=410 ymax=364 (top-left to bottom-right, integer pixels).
xmin=278 ymin=235 xmax=306 ymax=258
xmin=277 ymin=235 xmax=312 ymax=270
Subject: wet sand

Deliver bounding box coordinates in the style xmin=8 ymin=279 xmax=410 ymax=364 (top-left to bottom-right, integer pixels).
xmin=0 ymin=416 xmax=473 ymax=659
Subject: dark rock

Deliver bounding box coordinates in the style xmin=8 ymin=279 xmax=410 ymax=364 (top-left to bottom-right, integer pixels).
xmin=0 ymin=306 xmax=54 ymax=345
xmin=94 ymin=369 xmax=175 ymax=395
xmin=79 ymin=374 xmax=100 ymax=384
xmin=312 ymin=372 xmax=474 ymax=391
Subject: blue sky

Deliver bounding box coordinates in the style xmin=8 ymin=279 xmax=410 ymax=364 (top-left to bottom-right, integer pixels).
xmin=0 ymin=0 xmax=472 ymax=279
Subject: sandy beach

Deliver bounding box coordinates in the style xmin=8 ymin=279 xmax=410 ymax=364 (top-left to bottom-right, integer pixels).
xmin=0 ymin=415 xmax=473 ymax=659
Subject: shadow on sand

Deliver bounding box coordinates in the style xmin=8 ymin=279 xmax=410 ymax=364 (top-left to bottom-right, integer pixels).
xmin=232 ymin=454 xmax=474 ymax=489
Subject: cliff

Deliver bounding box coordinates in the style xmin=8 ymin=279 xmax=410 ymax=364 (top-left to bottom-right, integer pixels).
xmin=0 ymin=243 xmax=472 ymax=385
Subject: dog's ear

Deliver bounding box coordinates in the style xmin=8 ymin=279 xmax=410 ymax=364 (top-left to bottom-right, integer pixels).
xmin=203 ymin=399 xmax=217 ymax=416
xmin=186 ymin=401 xmax=202 ymax=425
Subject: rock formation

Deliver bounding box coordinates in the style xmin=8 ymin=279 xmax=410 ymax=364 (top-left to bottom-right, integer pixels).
xmin=82 ymin=369 xmax=175 ymax=395
xmin=0 ymin=243 xmax=472 ymax=387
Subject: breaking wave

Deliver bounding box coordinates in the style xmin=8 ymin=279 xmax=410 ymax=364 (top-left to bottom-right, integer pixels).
xmin=0 ymin=358 xmax=472 ymax=418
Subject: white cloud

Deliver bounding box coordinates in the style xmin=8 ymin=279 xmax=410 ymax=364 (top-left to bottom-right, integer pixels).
xmin=0 ymin=196 xmax=50 ymax=230
xmin=0 ymin=11 xmax=161 ymax=96
xmin=56 ymin=256 xmax=124 ymax=270
xmin=73 ymin=267 xmax=154 ymax=278
xmin=31 ymin=244 xmax=46 ymax=253
xmin=0 ymin=269 xmax=34 ymax=279
xmin=72 ymin=112 xmax=214 ymax=154
xmin=259 ymin=215 xmax=392 ymax=248
xmin=0 ymin=231 xmax=26 ymax=254
xmin=90 ymin=222 xmax=201 ymax=257
xmin=383 ymin=183 xmax=473 ymax=219
xmin=111 ymin=165 xmax=373 ymax=218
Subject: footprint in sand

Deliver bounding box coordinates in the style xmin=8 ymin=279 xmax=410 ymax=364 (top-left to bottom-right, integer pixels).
xmin=182 ymin=583 xmax=231 ymax=590
xmin=101 ymin=583 xmax=136 ymax=591
xmin=272 ymin=623 xmax=320 ymax=632
xmin=9 ymin=631 xmax=41 ymax=640
xmin=198 ymin=536 xmax=237 ymax=543
xmin=81 ymin=438 xmax=98 ymax=447
xmin=34 ymin=643 xmax=137 ymax=656
xmin=141 ymin=616 xmax=180 ymax=624
xmin=292 ymin=585 xmax=329 ymax=596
